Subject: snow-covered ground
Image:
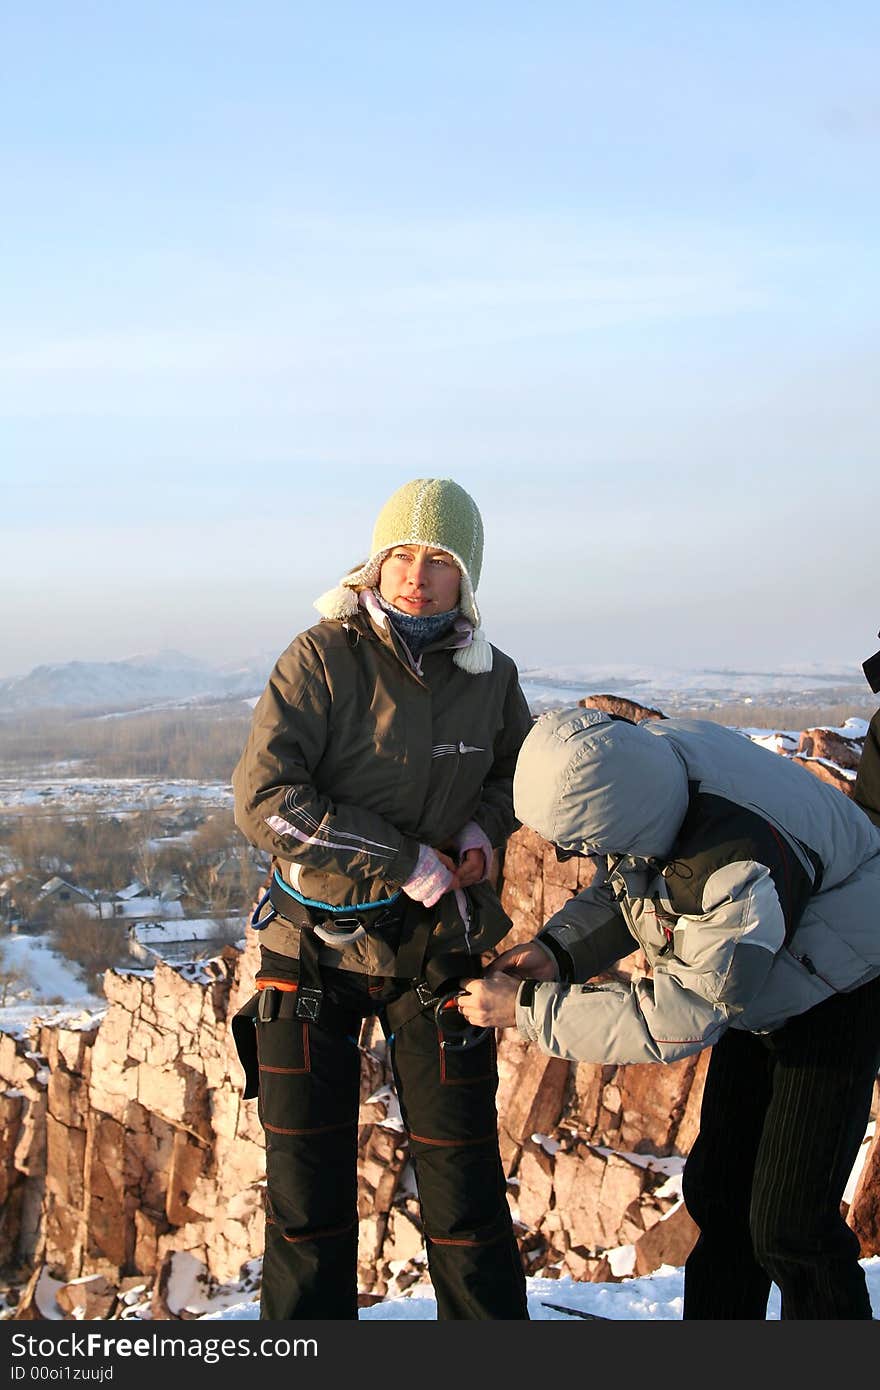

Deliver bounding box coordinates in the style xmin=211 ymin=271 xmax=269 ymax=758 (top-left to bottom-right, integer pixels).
xmin=0 ymin=776 xmax=233 ymax=815
xmin=27 ymin=1240 xmax=880 ymax=1320
xmin=0 ymin=932 xmax=105 ymax=1035
xmin=202 ymin=1262 xmax=880 ymax=1320
xmin=518 ymin=664 xmax=874 ymax=714
xmin=0 ymin=716 xmax=869 ymax=823
xmin=32 ymin=1255 xmax=878 ymax=1321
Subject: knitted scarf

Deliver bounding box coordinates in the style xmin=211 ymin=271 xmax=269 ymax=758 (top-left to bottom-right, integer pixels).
xmin=374 ymin=591 xmax=459 ymax=655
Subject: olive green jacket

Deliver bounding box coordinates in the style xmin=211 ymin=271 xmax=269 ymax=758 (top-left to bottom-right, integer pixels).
xmin=232 ymin=603 xmax=533 ymax=973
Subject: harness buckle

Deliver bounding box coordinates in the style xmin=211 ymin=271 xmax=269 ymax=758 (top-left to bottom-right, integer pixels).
xmin=433 ymin=989 xmax=490 ymax=1052
xmin=258 ymin=986 xmax=279 ymax=1022
xmin=312 ymin=916 xmax=367 ymax=946
xmin=414 ymin=980 xmax=438 ymax=1008
xmin=295 ymin=987 xmax=323 ymax=1022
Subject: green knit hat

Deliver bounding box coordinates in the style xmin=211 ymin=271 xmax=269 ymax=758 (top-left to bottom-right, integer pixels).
xmin=370 ymin=477 xmax=484 ymax=588
xmin=313 ymin=478 xmax=492 ymax=673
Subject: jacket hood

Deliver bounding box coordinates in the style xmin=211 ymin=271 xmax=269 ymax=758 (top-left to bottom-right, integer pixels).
xmin=512 ymin=707 xmax=689 ymax=858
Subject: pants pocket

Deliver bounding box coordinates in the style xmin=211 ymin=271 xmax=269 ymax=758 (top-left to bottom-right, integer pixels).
xmin=257 ymin=1012 xmax=361 ymax=1139
xmin=256 ymin=1012 xmax=314 ymax=1133
xmin=439 ymin=1027 xmax=496 ymax=1086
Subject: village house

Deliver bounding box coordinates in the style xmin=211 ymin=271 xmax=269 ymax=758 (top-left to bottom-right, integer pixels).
xmin=127 ymin=914 xmax=245 ymax=965
xmin=39 ymin=875 xmax=94 ymax=908
xmin=87 ymin=881 xmax=187 ymax=923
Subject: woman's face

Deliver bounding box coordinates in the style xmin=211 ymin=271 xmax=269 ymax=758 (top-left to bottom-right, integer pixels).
xmin=378 ymin=545 xmax=461 ymax=615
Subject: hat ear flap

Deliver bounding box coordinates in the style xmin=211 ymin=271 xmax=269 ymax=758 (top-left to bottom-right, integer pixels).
xmin=314 ymin=585 xmax=360 ymax=620
xmin=455 ymin=572 xmax=481 ymax=630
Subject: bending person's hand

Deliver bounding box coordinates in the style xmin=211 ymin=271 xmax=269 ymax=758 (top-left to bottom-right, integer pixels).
xmin=457 ymin=974 xmax=520 ymax=1030
xmin=486 ymin=941 xmax=559 ymax=981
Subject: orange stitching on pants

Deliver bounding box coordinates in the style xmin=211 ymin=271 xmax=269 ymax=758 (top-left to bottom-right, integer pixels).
xmin=264 ymin=1119 xmax=356 ymax=1136
xmin=407 ymin=1130 xmax=496 ymax=1147
xmin=427 ymin=1232 xmax=504 ymax=1248
xmin=267 ymin=1214 xmax=357 ymax=1245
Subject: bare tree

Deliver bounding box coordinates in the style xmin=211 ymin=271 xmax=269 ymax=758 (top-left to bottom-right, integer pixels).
xmin=130 ymin=800 xmax=161 ymax=895
xmin=48 ymin=904 xmax=136 ymax=992
xmin=0 ymin=941 xmax=31 ymax=1005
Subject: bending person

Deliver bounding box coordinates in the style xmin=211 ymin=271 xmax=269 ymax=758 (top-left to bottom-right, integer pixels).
xmin=459 ymin=707 xmax=880 ymax=1320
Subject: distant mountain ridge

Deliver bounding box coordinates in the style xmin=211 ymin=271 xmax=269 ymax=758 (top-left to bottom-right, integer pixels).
xmin=0 ymin=650 xmax=873 ymax=716
xmin=0 ymin=650 xmax=274 ymax=713
xmin=517 ymin=662 xmax=873 ymax=713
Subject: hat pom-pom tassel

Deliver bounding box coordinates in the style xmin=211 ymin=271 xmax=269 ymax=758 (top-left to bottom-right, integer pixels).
xmin=454 ymin=633 xmax=493 ymax=674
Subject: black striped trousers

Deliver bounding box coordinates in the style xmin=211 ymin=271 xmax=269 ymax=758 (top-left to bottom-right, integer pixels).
xmin=682 ymin=971 xmax=880 ymax=1319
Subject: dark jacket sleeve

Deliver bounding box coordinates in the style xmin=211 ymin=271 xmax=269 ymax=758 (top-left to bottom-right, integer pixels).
xmin=854 ymin=710 xmax=880 ymax=829
xmin=538 ymin=878 xmax=637 ymax=981
xmin=232 ymin=635 xmax=421 ymax=887
xmin=471 ymin=663 xmax=534 ymax=849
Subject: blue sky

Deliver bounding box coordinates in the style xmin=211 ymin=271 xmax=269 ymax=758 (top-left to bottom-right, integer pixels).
xmin=1 ymin=1 xmax=878 ymax=678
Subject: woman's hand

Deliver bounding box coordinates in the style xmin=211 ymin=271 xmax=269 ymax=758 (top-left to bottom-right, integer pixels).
xmin=401 ymin=845 xmax=456 ymax=907
xmin=448 ymin=820 xmax=492 ymax=888
xmin=450 ymin=847 xmax=486 ymax=889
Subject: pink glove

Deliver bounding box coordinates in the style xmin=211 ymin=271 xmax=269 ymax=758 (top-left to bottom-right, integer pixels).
xmin=401 ymin=844 xmax=455 ymax=908
xmin=452 ymin=820 xmax=493 ymax=881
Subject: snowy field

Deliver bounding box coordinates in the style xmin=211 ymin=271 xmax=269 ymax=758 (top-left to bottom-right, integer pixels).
xmin=0 ymin=717 xmax=870 ymax=822
xmin=517 ymin=664 xmax=874 ymax=713
xmin=0 ymin=932 xmax=105 ymax=1034
xmin=0 ymin=775 xmax=233 ymax=815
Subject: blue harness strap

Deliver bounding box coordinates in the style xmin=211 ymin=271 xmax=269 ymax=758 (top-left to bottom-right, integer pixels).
xmin=270 ymin=868 xmax=402 ymax=915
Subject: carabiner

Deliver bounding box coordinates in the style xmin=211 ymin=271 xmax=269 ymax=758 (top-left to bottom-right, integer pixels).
xmin=433 ymin=989 xmax=490 ymax=1052
xmin=250 ymin=888 xmax=278 ymax=931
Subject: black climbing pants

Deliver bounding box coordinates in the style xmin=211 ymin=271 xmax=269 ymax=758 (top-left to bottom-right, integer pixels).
xmin=682 ymin=972 xmax=880 ymax=1320
xmin=251 ymin=967 xmax=529 ymax=1320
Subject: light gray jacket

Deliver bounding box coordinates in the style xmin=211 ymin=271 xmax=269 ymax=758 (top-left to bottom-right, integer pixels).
xmin=512 ymin=710 xmax=880 ymax=1065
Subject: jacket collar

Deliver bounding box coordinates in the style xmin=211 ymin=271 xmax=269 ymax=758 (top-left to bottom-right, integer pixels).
xmin=356 ymin=589 xmax=475 ymax=676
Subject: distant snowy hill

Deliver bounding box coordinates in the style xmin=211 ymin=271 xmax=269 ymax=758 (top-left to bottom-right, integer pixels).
xmin=0 ymin=650 xmax=273 ymax=713
xmin=0 ymin=651 xmax=873 ymax=715
xmin=518 ymin=662 xmax=873 ymax=713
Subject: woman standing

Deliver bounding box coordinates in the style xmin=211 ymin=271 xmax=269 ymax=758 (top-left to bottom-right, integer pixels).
xmin=231 ymin=477 xmax=532 ymax=1319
